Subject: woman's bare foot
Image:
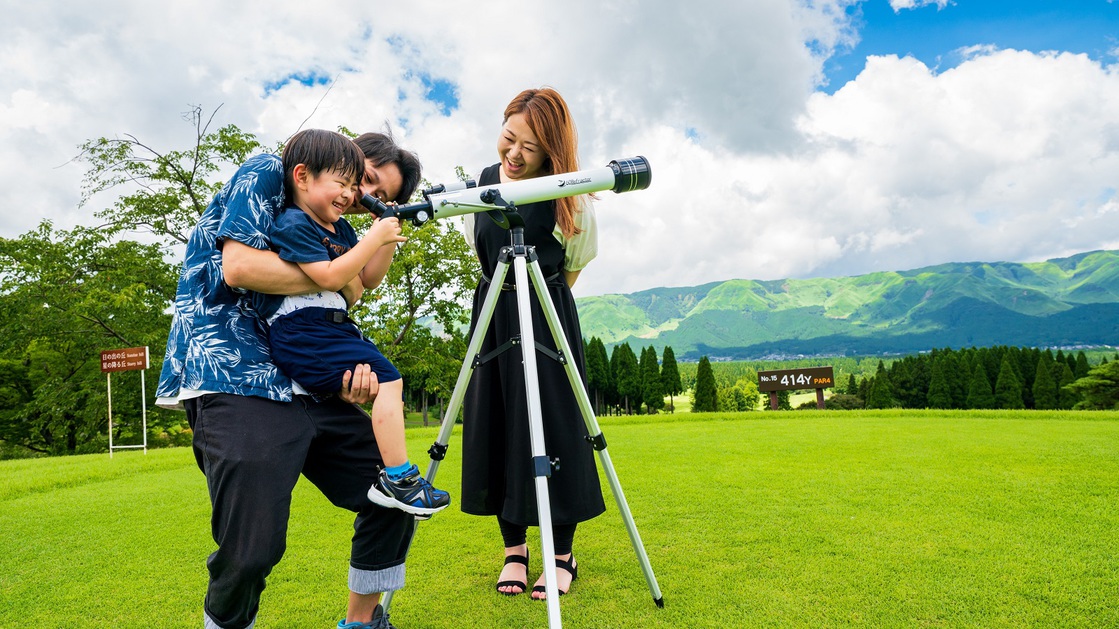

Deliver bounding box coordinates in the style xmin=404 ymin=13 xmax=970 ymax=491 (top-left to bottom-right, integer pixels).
xmin=530 ymin=553 xmax=577 ymax=600
xmin=496 ymin=545 xmax=529 ymax=595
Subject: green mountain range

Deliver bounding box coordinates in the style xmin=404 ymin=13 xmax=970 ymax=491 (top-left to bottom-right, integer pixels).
xmin=576 ymin=250 xmax=1119 ymax=360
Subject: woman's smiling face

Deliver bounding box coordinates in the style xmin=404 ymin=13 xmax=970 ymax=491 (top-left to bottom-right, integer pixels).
xmin=497 ymin=113 xmax=548 ymax=181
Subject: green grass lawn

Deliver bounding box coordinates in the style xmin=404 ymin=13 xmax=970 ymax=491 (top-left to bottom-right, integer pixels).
xmin=2 ymin=410 xmax=1117 ymax=628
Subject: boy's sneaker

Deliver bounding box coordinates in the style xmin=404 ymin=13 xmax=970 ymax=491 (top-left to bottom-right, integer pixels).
xmin=367 ymin=464 xmax=450 ymax=516
xmin=337 ymin=603 xmax=395 ymax=629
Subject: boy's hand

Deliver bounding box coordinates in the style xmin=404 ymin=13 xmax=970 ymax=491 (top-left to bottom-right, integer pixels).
xmin=339 ymin=364 xmax=379 ymax=405
xmin=367 ymin=216 xmax=408 ymax=248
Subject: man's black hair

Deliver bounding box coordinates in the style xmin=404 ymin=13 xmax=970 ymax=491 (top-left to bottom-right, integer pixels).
xmin=354 ymin=130 xmax=422 ymax=204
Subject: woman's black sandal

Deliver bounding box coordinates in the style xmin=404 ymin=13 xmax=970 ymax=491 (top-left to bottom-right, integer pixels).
xmin=532 ymin=555 xmax=578 ymax=598
xmin=495 ymin=552 xmax=529 ymax=596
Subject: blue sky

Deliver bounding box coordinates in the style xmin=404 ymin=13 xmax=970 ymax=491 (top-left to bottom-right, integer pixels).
xmin=824 ymin=0 xmax=1119 ymax=92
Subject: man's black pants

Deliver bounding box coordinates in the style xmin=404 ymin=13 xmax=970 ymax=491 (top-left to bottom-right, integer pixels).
xmin=186 ymin=393 xmax=413 ymax=629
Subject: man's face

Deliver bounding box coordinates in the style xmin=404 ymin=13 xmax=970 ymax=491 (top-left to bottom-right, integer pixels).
xmin=360 ymin=159 xmax=404 ymax=205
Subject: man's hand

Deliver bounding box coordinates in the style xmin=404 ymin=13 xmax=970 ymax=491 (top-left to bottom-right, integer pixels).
xmin=339 ymin=363 xmax=379 ymax=405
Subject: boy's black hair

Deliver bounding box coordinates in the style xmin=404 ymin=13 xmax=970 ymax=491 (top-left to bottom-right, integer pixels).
xmin=282 ymin=129 xmax=365 ymax=205
xmin=354 ymin=130 xmax=423 ymax=204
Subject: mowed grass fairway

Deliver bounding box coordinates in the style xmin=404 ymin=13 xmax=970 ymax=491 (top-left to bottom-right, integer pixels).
xmin=2 ymin=411 xmax=1117 ymax=628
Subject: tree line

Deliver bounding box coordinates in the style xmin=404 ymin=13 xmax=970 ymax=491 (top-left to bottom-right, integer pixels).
xmin=680 ymin=345 xmax=1118 ymax=412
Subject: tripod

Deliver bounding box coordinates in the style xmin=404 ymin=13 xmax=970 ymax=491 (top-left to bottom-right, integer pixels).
xmin=383 ymin=204 xmax=663 ymax=628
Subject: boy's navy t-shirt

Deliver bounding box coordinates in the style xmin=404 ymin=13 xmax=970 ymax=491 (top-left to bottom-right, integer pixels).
xmin=253 ymin=207 xmax=359 ymax=319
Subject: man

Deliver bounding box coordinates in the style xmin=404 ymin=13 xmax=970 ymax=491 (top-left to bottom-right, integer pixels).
xmin=156 ymin=131 xmax=421 ymax=629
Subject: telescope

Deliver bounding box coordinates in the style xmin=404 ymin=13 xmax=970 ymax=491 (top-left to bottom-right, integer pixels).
xmin=360 ymin=156 xmax=652 ymax=228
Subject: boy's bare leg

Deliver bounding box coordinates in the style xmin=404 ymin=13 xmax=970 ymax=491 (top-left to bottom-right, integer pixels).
xmin=369 ymin=378 xmax=407 ymax=467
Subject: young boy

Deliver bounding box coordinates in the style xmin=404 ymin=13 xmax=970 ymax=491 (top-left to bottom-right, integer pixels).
xmin=258 ymin=128 xmax=449 ymax=516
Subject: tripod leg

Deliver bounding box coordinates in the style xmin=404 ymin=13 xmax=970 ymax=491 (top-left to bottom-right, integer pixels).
xmin=381 ymin=256 xmax=513 ymax=613
xmin=526 ymin=260 xmax=665 ymax=608
xmin=512 ymin=254 xmax=564 ymax=628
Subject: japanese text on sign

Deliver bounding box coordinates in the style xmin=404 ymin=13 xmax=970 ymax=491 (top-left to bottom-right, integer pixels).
xmin=757 ymin=366 xmax=834 ymax=392
xmin=100 ymin=347 xmax=149 ymax=373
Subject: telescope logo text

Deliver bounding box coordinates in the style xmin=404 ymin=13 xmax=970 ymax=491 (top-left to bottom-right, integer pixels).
xmin=558 ymin=177 xmax=592 ymax=187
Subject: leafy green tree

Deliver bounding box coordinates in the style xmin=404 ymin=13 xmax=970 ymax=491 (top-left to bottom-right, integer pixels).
xmin=610 ymin=343 xmax=640 ymax=414
xmin=994 ymin=356 xmax=1025 ymax=409
xmin=77 ymin=104 xmax=263 ymax=243
xmin=719 ymin=377 xmax=760 ymax=411
xmin=692 ymin=356 xmax=717 ymax=412
xmin=1032 ymin=354 xmax=1058 ymax=410
xmin=6 ymin=107 xmax=479 ymax=456
xmin=0 ymin=223 xmax=177 ymax=456
xmin=1065 ymin=361 xmax=1119 ymax=410
xmin=660 ymin=346 xmax=681 ymax=412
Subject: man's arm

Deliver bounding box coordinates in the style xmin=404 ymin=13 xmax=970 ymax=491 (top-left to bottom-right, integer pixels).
xmin=223 ymin=240 xmax=365 ymax=304
xmin=221 ymin=240 xmax=321 ymax=294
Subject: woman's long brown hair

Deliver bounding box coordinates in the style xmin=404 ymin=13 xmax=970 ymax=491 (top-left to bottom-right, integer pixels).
xmin=503 ymin=88 xmax=584 ymax=237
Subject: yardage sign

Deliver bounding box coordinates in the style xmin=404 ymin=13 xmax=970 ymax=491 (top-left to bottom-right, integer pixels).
xmin=757 ymin=366 xmax=834 ymax=392
xmin=100 ymin=346 xmax=149 ymax=373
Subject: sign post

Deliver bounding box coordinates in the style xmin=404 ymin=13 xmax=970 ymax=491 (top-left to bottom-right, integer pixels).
xmin=757 ymin=366 xmax=834 ymax=410
xmin=100 ymin=346 xmax=149 ymax=457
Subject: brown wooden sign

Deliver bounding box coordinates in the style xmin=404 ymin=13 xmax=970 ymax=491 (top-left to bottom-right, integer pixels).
xmin=100 ymin=346 xmax=149 ymax=373
xmin=757 ymin=366 xmax=834 ymax=392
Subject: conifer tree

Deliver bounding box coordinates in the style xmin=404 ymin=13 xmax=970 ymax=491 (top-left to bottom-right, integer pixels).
xmin=994 ymin=356 xmax=1025 ymax=409
xmin=1057 ymin=362 xmax=1078 ymax=410
xmin=845 ymin=374 xmax=858 ymax=396
xmin=967 ymin=364 xmax=996 ymax=409
xmin=692 ymin=356 xmax=717 ymax=412
xmin=640 ymin=346 xmax=664 ymax=414
xmin=1075 ymin=351 xmax=1091 ymax=378
xmin=865 ymin=361 xmax=895 ymax=409
xmin=610 ymin=342 xmax=640 ymax=415
xmin=660 ymin=346 xmax=682 ymax=412
xmin=926 ymin=357 xmax=952 ymax=409
xmin=947 ymin=351 xmax=969 ymax=409
xmin=1032 ymin=355 xmax=1058 ymax=410
xmin=584 ymin=337 xmax=612 ymax=415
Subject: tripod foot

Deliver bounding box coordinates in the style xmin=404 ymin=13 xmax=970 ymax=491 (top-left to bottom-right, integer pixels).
xmin=654 ymin=596 xmax=665 ymax=608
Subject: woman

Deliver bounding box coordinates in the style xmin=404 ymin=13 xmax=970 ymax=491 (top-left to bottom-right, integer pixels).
xmin=460 ymin=87 xmax=606 ymax=600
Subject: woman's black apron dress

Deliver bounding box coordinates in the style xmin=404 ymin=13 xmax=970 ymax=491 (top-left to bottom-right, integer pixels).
xmin=460 ymin=163 xmax=606 ymax=527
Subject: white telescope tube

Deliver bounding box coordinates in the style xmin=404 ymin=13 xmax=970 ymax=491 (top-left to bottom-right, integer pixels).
xmin=361 ymin=156 xmax=650 ymax=225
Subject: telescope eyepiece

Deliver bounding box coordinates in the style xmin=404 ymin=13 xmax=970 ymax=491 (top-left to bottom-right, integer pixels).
xmin=609 ymin=156 xmax=652 ymax=193
xmin=360 ymin=194 xmax=389 ymax=217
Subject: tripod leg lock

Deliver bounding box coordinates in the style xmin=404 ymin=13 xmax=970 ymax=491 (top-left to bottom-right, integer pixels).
xmin=533 ymin=455 xmax=560 ymax=477
xmin=585 ymin=432 xmax=607 ymax=451
xmin=428 ymin=442 xmax=448 ymax=461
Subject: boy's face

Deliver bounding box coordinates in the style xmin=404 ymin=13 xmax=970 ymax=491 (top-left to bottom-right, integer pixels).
xmin=295 ymin=166 xmax=358 ymax=227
